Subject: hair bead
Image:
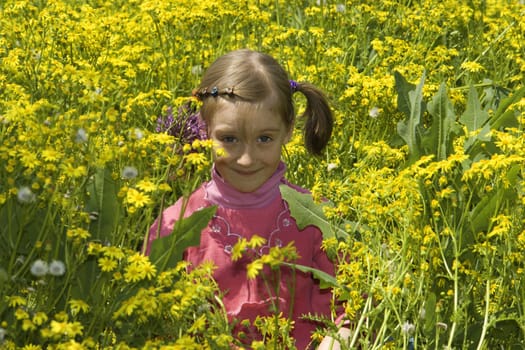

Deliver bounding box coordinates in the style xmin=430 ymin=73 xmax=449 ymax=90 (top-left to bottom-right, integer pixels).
xmin=289 ymin=80 xmax=299 ymax=93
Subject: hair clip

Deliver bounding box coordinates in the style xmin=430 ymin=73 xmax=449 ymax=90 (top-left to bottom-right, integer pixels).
xmin=289 ymin=80 xmax=299 ymax=93
xmin=192 ymin=86 xmax=235 ymax=100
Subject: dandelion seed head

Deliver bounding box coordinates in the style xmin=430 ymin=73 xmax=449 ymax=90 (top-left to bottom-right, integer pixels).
xmin=401 ymin=321 xmax=415 ymax=334
xmin=75 ymin=128 xmax=88 ymax=143
xmin=327 ymin=163 xmax=338 ymax=171
xmin=121 ymin=166 xmax=138 ymax=179
xmin=191 ymin=65 xmax=203 ymax=76
xmin=134 ymin=128 xmax=144 ymax=140
xmin=49 ymin=260 xmax=66 ymax=276
xmin=17 ymin=186 xmax=36 ymax=204
xmin=369 ymin=106 xmax=380 ymax=118
xmin=30 ymin=259 xmax=48 ymax=277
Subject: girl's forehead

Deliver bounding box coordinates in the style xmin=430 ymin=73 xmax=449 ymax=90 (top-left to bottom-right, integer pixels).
xmin=212 ymin=99 xmax=279 ymax=118
xmin=209 ymin=100 xmax=286 ymax=129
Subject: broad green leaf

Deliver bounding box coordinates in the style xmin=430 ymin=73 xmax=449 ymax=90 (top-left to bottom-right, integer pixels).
xmin=460 ymin=85 xmax=489 ymax=133
xmin=279 ymin=185 xmax=351 ymax=241
xmin=283 ymin=262 xmax=345 ymax=290
xmin=484 ymin=85 xmax=525 ymax=131
xmin=394 ymin=71 xmax=416 ymax=118
xmin=425 ymin=82 xmax=459 ymax=161
xmin=424 ymin=292 xmax=437 ymax=335
xmin=396 ymin=71 xmax=426 ymax=163
xmin=85 ymin=168 xmax=121 ymax=241
xmin=469 ymin=165 xmax=519 ymax=236
xmin=149 ymin=205 xmax=217 ymax=271
xmin=70 ymin=258 xmax=100 ymax=300
xmin=491 ymin=85 xmax=525 ymax=130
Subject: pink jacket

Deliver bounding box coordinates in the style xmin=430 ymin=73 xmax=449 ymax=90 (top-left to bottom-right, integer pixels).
xmin=146 ymin=162 xmax=334 ymax=349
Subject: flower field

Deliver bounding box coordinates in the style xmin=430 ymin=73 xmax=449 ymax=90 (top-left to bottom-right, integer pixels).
xmin=1 ymin=0 xmax=525 ymax=348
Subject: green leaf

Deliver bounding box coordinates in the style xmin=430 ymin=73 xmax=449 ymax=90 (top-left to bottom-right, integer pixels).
xmin=396 ymin=71 xmax=426 ymax=163
xmin=283 ymin=262 xmax=344 ymax=290
xmin=460 ymin=85 xmax=490 ymax=133
xmin=149 ymin=205 xmax=217 ymax=271
xmin=424 ymin=292 xmax=437 ymax=335
xmin=490 ymin=85 xmax=525 ymax=130
xmin=85 ymin=168 xmax=121 ymax=241
xmin=394 ymin=71 xmax=416 ymax=118
xmin=279 ymin=185 xmax=351 ymax=241
xmin=70 ymin=258 xmax=100 ymax=300
xmin=425 ymin=82 xmax=459 ymax=161
xmin=468 ymin=164 xmax=518 ymax=235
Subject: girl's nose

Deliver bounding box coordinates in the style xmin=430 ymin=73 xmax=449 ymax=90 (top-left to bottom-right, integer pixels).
xmin=236 ymin=145 xmax=255 ymax=167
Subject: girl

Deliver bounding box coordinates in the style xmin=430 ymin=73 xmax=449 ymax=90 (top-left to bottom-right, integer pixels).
xmin=146 ymin=49 xmax=344 ymax=349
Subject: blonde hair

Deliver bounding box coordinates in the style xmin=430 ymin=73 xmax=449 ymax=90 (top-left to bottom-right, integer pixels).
xmin=195 ymin=49 xmax=333 ymax=155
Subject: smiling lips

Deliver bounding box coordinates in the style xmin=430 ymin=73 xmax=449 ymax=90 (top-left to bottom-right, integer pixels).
xmin=233 ymin=168 xmax=259 ymax=176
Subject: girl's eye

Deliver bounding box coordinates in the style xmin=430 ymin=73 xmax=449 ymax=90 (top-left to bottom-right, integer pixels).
xmin=221 ymin=136 xmax=237 ymax=143
xmin=258 ymin=136 xmax=272 ymax=143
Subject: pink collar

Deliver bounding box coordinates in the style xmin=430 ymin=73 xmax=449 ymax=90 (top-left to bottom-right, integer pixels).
xmin=204 ymin=162 xmax=286 ymax=209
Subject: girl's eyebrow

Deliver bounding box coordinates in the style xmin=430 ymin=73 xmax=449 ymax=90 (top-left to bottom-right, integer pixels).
xmin=259 ymin=127 xmax=281 ymax=133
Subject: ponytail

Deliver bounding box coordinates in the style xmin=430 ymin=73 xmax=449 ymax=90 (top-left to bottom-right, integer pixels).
xmin=294 ymin=82 xmax=333 ymax=155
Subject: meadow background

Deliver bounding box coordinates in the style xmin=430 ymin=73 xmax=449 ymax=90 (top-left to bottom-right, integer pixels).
xmin=1 ymin=0 xmax=525 ymax=349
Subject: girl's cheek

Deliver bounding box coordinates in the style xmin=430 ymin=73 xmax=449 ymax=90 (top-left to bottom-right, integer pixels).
xmin=213 ymin=145 xmax=229 ymax=159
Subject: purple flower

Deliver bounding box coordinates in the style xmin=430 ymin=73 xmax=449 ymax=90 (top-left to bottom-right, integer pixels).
xmin=156 ymin=102 xmax=207 ymax=143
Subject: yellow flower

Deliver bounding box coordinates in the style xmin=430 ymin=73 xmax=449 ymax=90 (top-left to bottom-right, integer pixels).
xmin=50 ymin=320 xmax=68 ymax=335
xmin=69 ymin=299 xmax=90 ymax=316
xmin=183 ymin=152 xmax=209 ymax=167
xmin=7 ymin=295 xmax=26 ymax=307
xmin=101 ymin=246 xmax=126 ymax=260
xmin=232 ymin=238 xmax=249 ymax=262
xmin=136 ymin=179 xmax=157 ymax=192
xmin=65 ymin=322 xmax=84 ymax=337
xmin=124 ymin=263 xmax=143 ymax=283
xmin=158 ymin=183 xmax=172 ymax=192
xmin=98 ymin=257 xmax=118 ymax=272
xmin=127 ymin=253 xmax=157 ymax=279
xmin=460 ymin=61 xmax=485 ymax=73
xmin=21 ymin=345 xmax=42 ymax=350
xmin=22 ymin=319 xmax=36 ymax=331
xmin=246 ymin=260 xmax=264 ymax=280
xmin=32 ymin=312 xmax=48 ymax=326
xmin=87 ymin=242 xmax=103 ymax=255
xmin=18 ymin=149 xmax=41 ymax=170
xmin=126 ymin=188 xmax=151 ymax=208
xmin=59 ymin=340 xmax=85 ymax=350
xmin=15 ymin=308 xmax=29 ymax=320
xmin=140 ymin=260 xmax=157 ymax=280
xmin=61 ymin=163 xmax=88 ymax=178
xmin=66 ymin=227 xmax=91 ymax=240
xmin=247 ymin=235 xmax=266 ymax=249
xmin=41 ymin=148 xmax=62 ymax=162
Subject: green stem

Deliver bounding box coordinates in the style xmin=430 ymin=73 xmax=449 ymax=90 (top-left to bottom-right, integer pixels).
xmin=446 ymin=243 xmax=459 ymax=349
xmin=476 ymin=279 xmax=491 ymax=350
xmin=349 ymin=295 xmax=373 ymax=348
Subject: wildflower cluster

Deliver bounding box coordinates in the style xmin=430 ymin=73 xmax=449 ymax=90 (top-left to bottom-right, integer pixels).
xmin=1 ymin=0 xmax=524 ymax=348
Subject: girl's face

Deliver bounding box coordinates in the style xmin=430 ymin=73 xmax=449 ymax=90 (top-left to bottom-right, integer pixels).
xmin=207 ymin=100 xmax=292 ymax=193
